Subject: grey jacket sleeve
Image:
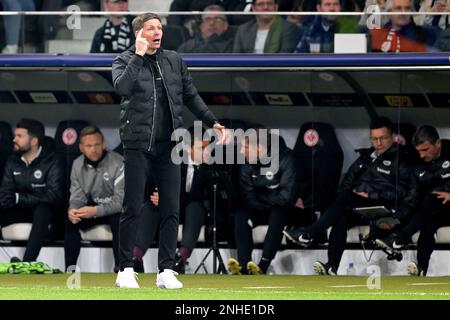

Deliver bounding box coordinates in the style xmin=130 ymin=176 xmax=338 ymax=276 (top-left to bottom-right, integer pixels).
xmin=96 ymin=160 xmax=125 ymax=217
xmin=69 ymin=161 xmax=87 ymax=210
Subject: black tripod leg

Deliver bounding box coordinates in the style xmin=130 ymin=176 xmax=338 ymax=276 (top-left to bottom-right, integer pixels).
xmin=214 ymin=248 xmax=227 ymax=274
xmin=194 ymin=248 xmax=213 ymax=274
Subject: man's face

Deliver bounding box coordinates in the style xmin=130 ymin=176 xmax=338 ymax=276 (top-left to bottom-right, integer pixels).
xmin=391 ymin=0 xmax=412 ymax=29
xmin=190 ymin=140 xmax=210 ymax=164
xmin=252 ymin=0 xmax=278 ymax=23
xmin=80 ymin=133 xmax=105 ymax=162
xmin=415 ymin=140 xmax=441 ymax=162
xmin=317 ymin=0 xmax=341 ymax=21
xmin=370 ymin=127 xmax=395 ymax=156
xmin=104 ymin=0 xmax=128 ymax=12
xmin=13 ymin=128 xmax=33 ymax=153
xmin=240 ymin=138 xmax=263 ymax=163
xmin=201 ymin=12 xmax=228 ymax=38
xmin=136 ymin=18 xmax=163 ymax=52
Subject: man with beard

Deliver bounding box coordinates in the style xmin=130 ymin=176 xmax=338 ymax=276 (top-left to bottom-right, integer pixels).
xmin=0 ymin=119 xmax=63 ymax=263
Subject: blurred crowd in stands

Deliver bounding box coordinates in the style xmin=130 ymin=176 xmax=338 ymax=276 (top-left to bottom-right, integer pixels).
xmin=0 ymin=0 xmax=449 ymax=54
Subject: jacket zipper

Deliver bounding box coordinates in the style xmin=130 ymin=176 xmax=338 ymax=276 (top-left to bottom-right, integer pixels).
xmin=148 ymin=63 xmax=157 ymax=152
xmin=156 ymin=59 xmax=176 ymax=134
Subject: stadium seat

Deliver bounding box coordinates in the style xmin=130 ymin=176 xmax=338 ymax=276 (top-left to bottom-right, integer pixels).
xmin=1 ymin=223 xmax=32 ymax=241
xmin=53 ymin=120 xmax=90 ymax=239
xmin=293 ymin=122 xmax=344 ymax=216
xmin=436 ymin=227 xmax=450 ymax=243
xmin=80 ymin=225 xmax=113 ymax=242
xmin=178 ymin=225 xmax=206 ymax=243
xmin=411 ymin=227 xmax=450 ymax=244
xmin=54 ymin=120 xmax=90 ymax=196
xmin=253 ymin=225 xmax=287 ymax=245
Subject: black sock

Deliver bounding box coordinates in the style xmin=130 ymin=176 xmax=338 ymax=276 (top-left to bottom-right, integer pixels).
xmin=259 ymin=257 xmax=270 ymax=274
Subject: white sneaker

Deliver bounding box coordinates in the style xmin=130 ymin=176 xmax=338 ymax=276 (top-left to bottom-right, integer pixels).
xmin=156 ymin=269 xmax=183 ymax=289
xmin=2 ymin=45 xmax=18 ymax=54
xmin=115 ymin=267 xmax=139 ymax=288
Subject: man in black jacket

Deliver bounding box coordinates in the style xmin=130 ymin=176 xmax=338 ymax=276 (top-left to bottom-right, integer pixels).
xmin=227 ymin=128 xmax=297 ymax=275
xmin=284 ymin=117 xmax=411 ymax=275
xmin=112 ymin=12 xmax=226 ymax=289
xmin=375 ymin=125 xmax=450 ymax=276
xmin=0 ymin=118 xmax=63 ymax=262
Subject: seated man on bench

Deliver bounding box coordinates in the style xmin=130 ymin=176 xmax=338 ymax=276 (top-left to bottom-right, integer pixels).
xmin=375 ymin=125 xmax=450 ymax=276
xmin=284 ymin=117 xmax=412 ymax=275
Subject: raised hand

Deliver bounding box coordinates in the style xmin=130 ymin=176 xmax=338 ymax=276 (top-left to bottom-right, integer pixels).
xmin=135 ymin=29 xmax=148 ymax=56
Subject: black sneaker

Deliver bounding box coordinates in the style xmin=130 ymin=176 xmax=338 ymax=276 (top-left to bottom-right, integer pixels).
xmin=283 ymin=227 xmax=313 ymax=247
xmin=173 ymin=253 xmax=186 ymax=274
xmin=10 ymin=256 xmax=21 ymax=263
xmin=313 ymin=261 xmax=337 ymax=276
xmin=375 ymin=233 xmax=404 ymax=252
xmin=132 ymin=258 xmax=145 ymax=273
xmin=408 ymin=261 xmax=426 ymax=277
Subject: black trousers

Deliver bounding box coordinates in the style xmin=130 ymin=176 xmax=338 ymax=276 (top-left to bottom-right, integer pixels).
xmin=234 ymin=206 xmax=286 ymax=272
xmin=64 ymin=213 xmax=120 ymax=270
xmin=397 ymin=193 xmax=450 ymax=273
xmin=120 ymin=143 xmax=181 ymax=271
xmin=306 ymin=190 xmax=384 ymax=271
xmin=0 ymin=203 xmax=54 ymax=262
xmin=135 ymin=201 xmax=207 ymax=253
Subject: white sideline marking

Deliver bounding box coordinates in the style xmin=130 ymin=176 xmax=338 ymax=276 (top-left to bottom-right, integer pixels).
xmin=407 ymin=282 xmax=450 ymax=286
xmin=328 ymin=285 xmax=368 ymax=288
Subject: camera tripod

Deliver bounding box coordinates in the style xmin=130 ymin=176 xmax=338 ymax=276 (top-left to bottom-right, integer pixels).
xmin=194 ymin=184 xmax=227 ymax=274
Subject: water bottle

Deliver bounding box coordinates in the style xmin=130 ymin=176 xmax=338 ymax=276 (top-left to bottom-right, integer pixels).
xmin=347 ymin=262 xmax=356 ymax=276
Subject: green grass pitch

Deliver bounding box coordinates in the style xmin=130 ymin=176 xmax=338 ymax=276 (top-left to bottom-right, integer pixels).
xmin=0 ymin=273 xmax=449 ymax=300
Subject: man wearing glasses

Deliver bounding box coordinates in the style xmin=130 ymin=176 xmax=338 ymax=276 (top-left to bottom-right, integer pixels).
xmin=284 ymin=117 xmax=412 ymax=275
xmin=178 ymin=5 xmax=236 ymax=53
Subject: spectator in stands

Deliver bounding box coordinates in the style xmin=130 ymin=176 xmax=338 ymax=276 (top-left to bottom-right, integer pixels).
xmin=132 ymin=126 xmax=228 ymax=274
xmin=227 ymin=128 xmax=297 ymax=275
xmin=233 ymin=0 xmax=299 ymax=53
xmin=90 ymin=0 xmax=135 ymax=54
xmin=0 ymin=0 xmax=37 ymax=54
xmin=284 ymin=117 xmax=411 ymax=275
xmin=375 ymin=126 xmax=450 ymax=276
xmin=167 ymin=0 xmax=216 ymax=37
xmin=435 ymin=24 xmax=450 ymax=51
xmin=112 ymin=12 xmax=226 ymax=289
xmin=0 ymin=119 xmax=63 ymax=262
xmin=64 ymin=126 xmax=123 ymax=272
xmin=178 ymin=5 xmax=236 ymax=53
xmin=415 ymin=0 xmax=450 ymax=30
xmin=293 ymin=0 xmax=343 ymax=53
xmin=369 ymin=0 xmax=437 ymax=52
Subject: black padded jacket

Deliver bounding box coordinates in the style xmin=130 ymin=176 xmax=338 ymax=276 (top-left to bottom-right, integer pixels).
xmin=112 ymin=46 xmax=218 ymax=151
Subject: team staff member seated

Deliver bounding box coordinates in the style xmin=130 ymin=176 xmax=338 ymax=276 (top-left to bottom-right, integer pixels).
xmin=65 ymin=126 xmax=124 ymax=272
xmin=284 ymin=117 xmax=412 ymax=275
xmin=0 ymin=118 xmax=64 ymax=263
xmin=376 ymin=125 xmax=450 ymax=276
xmin=227 ymin=128 xmax=298 ymax=275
